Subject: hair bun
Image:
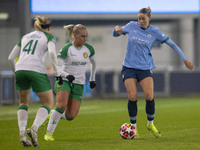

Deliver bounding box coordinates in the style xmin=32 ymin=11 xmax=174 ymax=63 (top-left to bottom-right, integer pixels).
xmin=146 ymin=7 xmax=151 ymax=13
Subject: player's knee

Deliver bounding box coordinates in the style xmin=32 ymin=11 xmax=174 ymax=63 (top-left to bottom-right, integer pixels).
xmin=66 ymin=112 xmax=78 ymax=121
xmin=66 ymin=115 xmax=75 ymax=121
xmin=128 ymin=94 xmax=137 ymax=101
xmin=144 ymin=94 xmax=153 ymax=101
xmin=67 ymin=117 xmax=74 ymax=121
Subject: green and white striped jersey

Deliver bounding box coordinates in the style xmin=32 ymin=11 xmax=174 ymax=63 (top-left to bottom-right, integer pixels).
xmin=58 ymin=42 xmax=95 ymax=84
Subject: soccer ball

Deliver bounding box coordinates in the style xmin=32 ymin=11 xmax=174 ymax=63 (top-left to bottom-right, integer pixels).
xmin=119 ymin=123 xmax=136 ymax=139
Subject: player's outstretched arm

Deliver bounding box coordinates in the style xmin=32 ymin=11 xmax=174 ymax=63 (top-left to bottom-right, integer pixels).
xmin=165 ymin=38 xmax=193 ymax=70
xmin=113 ymin=25 xmax=123 ymax=37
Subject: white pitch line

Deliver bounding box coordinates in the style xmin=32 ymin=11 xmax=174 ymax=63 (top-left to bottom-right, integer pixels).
xmin=0 ymin=101 xmax=199 ymax=121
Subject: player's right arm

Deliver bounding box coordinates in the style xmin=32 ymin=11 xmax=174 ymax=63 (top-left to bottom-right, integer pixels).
xmin=113 ymin=25 xmax=123 ymax=36
xmin=57 ymin=44 xmax=75 ymax=83
xmin=57 ymin=44 xmax=70 ymax=78
xmin=113 ymin=21 xmax=133 ymax=37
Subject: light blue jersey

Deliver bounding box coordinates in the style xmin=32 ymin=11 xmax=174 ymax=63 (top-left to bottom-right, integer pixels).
xmin=113 ymin=21 xmax=187 ymax=70
xmin=113 ymin=21 xmax=188 ymax=70
xmin=122 ymin=21 xmax=169 ymax=70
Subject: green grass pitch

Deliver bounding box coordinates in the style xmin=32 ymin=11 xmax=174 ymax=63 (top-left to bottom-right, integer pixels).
xmin=0 ymin=97 xmax=200 ymax=150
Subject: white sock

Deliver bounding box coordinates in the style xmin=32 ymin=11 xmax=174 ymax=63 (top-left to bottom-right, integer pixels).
xmin=132 ymin=123 xmax=136 ymax=128
xmin=17 ymin=109 xmax=28 ymax=136
xmin=46 ymin=110 xmax=63 ymax=135
xmin=31 ymin=107 xmax=49 ymax=132
xmin=60 ymin=111 xmax=67 ymax=120
xmin=148 ymin=120 xmax=153 ymax=125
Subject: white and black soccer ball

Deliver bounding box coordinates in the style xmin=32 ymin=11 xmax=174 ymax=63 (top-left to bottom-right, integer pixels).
xmin=119 ymin=123 xmax=136 ymax=139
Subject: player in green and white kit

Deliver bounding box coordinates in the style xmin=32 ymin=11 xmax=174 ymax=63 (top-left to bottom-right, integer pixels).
xmin=44 ymin=24 xmax=96 ymax=141
xmin=8 ymin=16 xmax=60 ymax=147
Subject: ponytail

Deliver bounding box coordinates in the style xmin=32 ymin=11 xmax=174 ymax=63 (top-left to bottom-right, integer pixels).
xmin=34 ymin=16 xmax=51 ymax=32
xmin=63 ymin=24 xmax=87 ymax=40
xmin=63 ymin=24 xmax=75 ymax=40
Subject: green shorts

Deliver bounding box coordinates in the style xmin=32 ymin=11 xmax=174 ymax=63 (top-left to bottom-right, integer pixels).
xmin=54 ymin=80 xmax=84 ymax=102
xmin=15 ymin=70 xmax=51 ymax=93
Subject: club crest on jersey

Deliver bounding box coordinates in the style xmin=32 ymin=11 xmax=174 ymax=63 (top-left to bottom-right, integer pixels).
xmin=57 ymin=83 xmax=62 ymax=88
xmin=83 ymin=52 xmax=88 ymax=58
xmin=147 ymin=34 xmax=152 ymax=38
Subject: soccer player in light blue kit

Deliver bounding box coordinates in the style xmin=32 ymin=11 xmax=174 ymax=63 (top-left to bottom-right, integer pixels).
xmin=113 ymin=7 xmax=193 ymax=138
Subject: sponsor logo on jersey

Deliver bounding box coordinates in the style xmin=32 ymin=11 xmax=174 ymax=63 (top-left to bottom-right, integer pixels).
xmin=83 ymin=52 xmax=88 ymax=58
xmin=71 ymin=54 xmax=77 ymax=56
xmin=72 ymin=62 xmax=87 ymax=65
xmin=57 ymin=83 xmax=62 ymax=88
xmin=132 ymin=36 xmax=149 ymax=44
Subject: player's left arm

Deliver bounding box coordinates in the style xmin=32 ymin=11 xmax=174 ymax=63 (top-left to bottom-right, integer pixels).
xmin=165 ymin=39 xmax=193 ymax=70
xmin=48 ymin=41 xmax=61 ymax=76
xmin=56 ymin=57 xmax=75 ymax=84
xmin=85 ymin=43 xmax=96 ymax=88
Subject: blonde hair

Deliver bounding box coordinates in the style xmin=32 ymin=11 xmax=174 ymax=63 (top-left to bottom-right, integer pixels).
xmin=139 ymin=7 xmax=151 ymax=17
xmin=63 ymin=24 xmax=87 ymax=40
xmin=34 ymin=16 xmax=52 ymax=32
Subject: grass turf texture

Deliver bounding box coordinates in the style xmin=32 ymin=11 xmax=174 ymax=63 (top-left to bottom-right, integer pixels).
xmin=0 ymin=98 xmax=200 ymax=150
